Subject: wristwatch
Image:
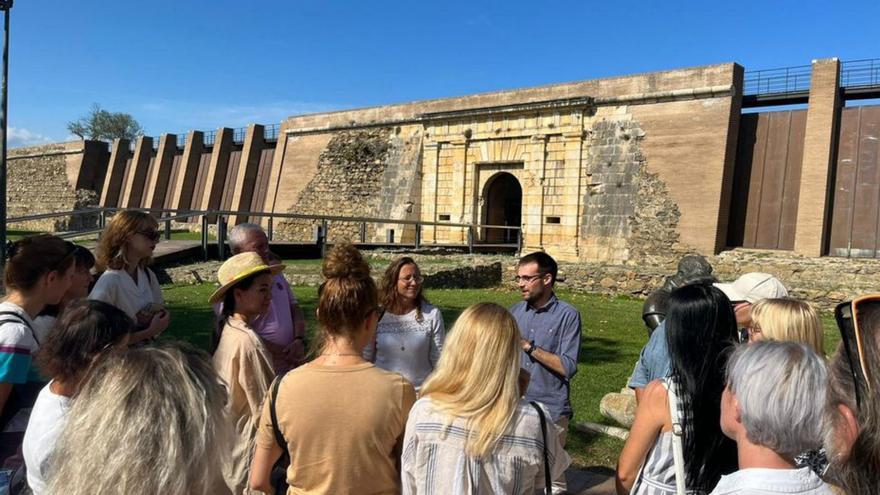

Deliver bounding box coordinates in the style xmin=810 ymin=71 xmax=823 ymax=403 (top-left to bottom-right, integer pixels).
xmin=525 ymin=340 xmax=537 ymax=356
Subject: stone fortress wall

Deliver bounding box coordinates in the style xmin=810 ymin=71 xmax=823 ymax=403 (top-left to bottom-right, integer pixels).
xmin=10 ymin=57 xmax=870 ymax=266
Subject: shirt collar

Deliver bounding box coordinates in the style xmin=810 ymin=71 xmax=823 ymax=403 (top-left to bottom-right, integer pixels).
xmin=527 ymin=293 xmax=558 ymax=313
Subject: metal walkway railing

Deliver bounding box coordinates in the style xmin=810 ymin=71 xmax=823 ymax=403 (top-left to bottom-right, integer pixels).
xmin=7 ymin=207 xmax=523 ymax=261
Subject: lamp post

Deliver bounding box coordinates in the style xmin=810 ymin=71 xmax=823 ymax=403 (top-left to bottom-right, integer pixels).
xmin=0 ymin=0 xmax=12 ymax=265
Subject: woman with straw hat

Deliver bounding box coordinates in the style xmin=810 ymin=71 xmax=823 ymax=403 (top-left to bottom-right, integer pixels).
xmin=210 ymin=252 xmax=284 ymax=495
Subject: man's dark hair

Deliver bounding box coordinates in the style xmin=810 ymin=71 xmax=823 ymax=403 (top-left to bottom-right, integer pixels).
xmin=518 ymin=251 xmax=558 ymax=284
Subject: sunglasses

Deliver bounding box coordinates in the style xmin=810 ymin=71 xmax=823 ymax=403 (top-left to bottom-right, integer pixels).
xmin=834 ymin=294 xmax=880 ymax=410
xmin=137 ymin=230 xmax=161 ymax=242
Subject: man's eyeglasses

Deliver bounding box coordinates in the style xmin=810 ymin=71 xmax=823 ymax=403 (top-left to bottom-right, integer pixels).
xmin=514 ymin=273 xmax=545 ymax=284
xmin=137 ymin=230 xmax=161 ymax=242
xmin=834 ymin=294 xmax=880 ymax=410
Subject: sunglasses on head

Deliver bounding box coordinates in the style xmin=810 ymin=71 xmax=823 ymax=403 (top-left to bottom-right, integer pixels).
xmin=834 ymin=294 xmax=880 ymax=410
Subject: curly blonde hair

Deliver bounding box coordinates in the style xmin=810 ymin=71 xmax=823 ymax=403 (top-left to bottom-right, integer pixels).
xmin=95 ymin=211 xmax=158 ymax=272
xmin=46 ymin=342 xmax=231 ymax=495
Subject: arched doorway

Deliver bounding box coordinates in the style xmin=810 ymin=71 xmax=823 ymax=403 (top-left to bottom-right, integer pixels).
xmin=481 ymin=172 xmax=522 ymax=243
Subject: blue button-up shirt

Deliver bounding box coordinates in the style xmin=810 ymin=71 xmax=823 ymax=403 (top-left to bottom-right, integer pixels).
xmin=509 ymin=294 xmax=582 ymax=421
xmin=627 ymin=321 xmax=671 ymax=389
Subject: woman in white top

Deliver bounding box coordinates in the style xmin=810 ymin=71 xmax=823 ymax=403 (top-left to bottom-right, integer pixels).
xmin=89 ymin=211 xmax=169 ymax=343
xmin=23 ymin=299 xmax=134 ymax=494
xmin=365 ymin=257 xmax=445 ymax=390
xmin=402 ymin=302 xmax=570 ymax=495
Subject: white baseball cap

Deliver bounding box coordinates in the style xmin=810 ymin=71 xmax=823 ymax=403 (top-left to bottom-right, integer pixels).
xmin=713 ymin=272 xmax=788 ymax=304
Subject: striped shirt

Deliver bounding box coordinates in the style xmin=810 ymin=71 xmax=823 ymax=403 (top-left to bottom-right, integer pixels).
xmin=402 ymin=397 xmax=571 ymax=495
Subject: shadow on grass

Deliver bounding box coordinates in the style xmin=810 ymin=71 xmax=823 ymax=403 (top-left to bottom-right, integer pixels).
xmin=578 ymin=336 xmax=624 ymax=366
xmin=565 ymin=424 xmax=624 ymax=470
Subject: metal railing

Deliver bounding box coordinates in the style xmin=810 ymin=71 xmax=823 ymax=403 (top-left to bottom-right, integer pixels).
xmin=203 ymin=130 xmax=217 ymax=147
xmin=232 ymin=126 xmax=247 ymax=144
xmin=264 ymin=123 xmax=280 ymax=141
xmin=6 ymin=207 xmax=523 ymax=261
xmin=743 ymin=64 xmax=812 ymax=96
xmin=840 ymin=58 xmax=880 ymax=89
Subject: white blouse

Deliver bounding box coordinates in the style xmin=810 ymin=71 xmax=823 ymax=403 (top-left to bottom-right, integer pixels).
xmin=89 ymin=267 xmax=163 ymax=320
xmin=363 ymin=303 xmax=445 ymax=390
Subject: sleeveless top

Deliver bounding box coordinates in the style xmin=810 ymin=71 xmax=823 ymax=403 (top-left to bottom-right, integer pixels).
xmin=631 ymin=378 xmax=705 ymax=495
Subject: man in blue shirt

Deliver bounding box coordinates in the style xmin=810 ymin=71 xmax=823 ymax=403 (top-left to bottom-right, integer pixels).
xmin=509 ymin=252 xmax=582 ymax=445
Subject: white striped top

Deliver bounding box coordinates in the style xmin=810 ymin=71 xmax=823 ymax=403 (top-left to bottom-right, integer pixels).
xmin=401 ymin=397 xmax=570 ymax=495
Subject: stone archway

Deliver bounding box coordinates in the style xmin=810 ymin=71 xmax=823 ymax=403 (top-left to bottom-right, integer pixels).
xmin=481 ymin=172 xmax=522 ymax=243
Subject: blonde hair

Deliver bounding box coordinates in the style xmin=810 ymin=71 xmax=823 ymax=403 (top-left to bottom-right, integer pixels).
xmin=750 ymin=298 xmax=824 ymax=355
xmin=46 ymin=343 xmax=231 ymax=495
xmin=95 ymin=210 xmax=159 ymax=272
xmin=420 ymin=302 xmax=521 ymax=457
xmin=317 ymin=243 xmax=377 ymax=349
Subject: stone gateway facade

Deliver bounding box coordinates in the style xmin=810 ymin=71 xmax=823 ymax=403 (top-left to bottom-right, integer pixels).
xmin=266 ymin=62 xmax=741 ymax=263
xmin=12 ymin=57 xmax=875 ymax=264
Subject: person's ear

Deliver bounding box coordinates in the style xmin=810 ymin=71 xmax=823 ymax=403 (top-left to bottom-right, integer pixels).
xmin=836 ymin=403 xmax=860 ymax=456
xmin=43 ymin=270 xmax=59 ymax=288
xmin=733 ymin=396 xmax=743 ymax=425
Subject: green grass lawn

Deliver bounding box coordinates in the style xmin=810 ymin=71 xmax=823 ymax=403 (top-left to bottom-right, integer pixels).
xmin=160 ymin=283 xmax=843 ymax=470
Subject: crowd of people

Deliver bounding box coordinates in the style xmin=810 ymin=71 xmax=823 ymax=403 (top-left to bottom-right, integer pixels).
xmin=0 ymin=211 xmax=877 ymax=494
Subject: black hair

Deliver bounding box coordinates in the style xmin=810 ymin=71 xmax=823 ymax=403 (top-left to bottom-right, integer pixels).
xmin=72 ymin=244 xmax=96 ymax=270
xmin=211 ymin=270 xmax=268 ymax=354
xmin=665 ymin=283 xmax=739 ymax=491
xmin=40 ymin=244 xmax=97 ymax=318
xmin=517 ymin=251 xmax=558 ymax=284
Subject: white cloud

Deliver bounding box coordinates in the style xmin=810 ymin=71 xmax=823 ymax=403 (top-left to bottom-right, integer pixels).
xmin=8 ymin=126 xmax=54 ymax=148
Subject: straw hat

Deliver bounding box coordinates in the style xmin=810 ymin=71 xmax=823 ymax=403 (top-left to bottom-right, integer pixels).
xmin=208 ymin=252 xmax=285 ymax=304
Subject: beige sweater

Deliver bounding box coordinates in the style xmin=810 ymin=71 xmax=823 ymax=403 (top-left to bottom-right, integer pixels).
xmin=213 ymin=317 xmax=274 ymax=495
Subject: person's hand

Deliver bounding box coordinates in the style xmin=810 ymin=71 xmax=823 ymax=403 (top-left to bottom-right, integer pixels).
xmin=521 ymin=338 xmax=531 ymax=351
xmin=146 ymin=310 xmax=171 ymax=339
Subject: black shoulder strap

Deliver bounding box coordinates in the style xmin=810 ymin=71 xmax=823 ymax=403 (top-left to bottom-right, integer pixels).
xmin=0 ymin=311 xmax=38 ymax=346
xmin=270 ymin=372 xmax=289 ymax=455
xmin=530 ymin=401 xmax=552 ymax=495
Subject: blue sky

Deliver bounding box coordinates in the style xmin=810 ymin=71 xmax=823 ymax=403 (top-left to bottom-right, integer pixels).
xmin=8 ymin=0 xmax=880 ymax=147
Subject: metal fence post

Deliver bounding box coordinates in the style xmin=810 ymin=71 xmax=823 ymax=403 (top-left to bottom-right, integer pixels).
xmin=267 ymin=216 xmax=274 ymax=241
xmin=321 ymin=219 xmax=328 ymax=257
xmin=415 ymin=223 xmax=421 ymax=249
xmin=467 ymin=225 xmax=474 ymax=254
xmin=216 ymin=215 xmax=226 ymax=261
xmin=201 ymin=215 xmax=209 ymax=262
xmin=164 ymin=216 xmax=172 ymax=241
xmin=359 ymin=222 xmax=366 ymax=243
xmin=517 ymin=227 xmax=523 ymax=254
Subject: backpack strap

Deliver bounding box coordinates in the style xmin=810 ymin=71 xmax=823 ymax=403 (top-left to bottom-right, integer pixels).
xmin=529 ymin=401 xmax=552 ymax=495
xmin=664 ymin=379 xmax=687 ymax=495
xmin=270 ymin=372 xmax=289 ymax=455
xmin=0 ymin=311 xmax=38 ymax=346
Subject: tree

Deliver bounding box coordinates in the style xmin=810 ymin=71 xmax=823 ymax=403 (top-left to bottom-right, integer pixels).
xmin=67 ymin=103 xmax=144 ymax=141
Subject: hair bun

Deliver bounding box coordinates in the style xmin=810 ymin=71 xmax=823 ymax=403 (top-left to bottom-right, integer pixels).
xmin=322 ymin=243 xmax=371 ymax=280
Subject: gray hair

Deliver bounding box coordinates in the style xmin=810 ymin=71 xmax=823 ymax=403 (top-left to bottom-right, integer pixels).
xmin=726 ymin=340 xmax=827 ymax=458
xmin=46 ymin=343 xmax=231 ymax=495
xmin=228 ymin=222 xmax=265 ymax=253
